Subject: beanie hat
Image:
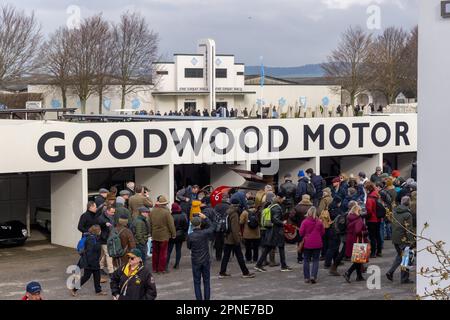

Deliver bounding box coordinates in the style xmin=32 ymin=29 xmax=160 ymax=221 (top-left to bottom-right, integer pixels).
xmin=171 ymin=203 xmax=182 ymax=213
xmin=118 ymin=214 xmax=129 ymax=226
xmin=298 ymin=170 xmax=305 ymax=177
xmin=116 ymin=196 xmax=125 ymax=205
xmin=127 ymin=248 xmax=143 ymax=260
xmin=391 ymin=170 xmax=401 ymax=178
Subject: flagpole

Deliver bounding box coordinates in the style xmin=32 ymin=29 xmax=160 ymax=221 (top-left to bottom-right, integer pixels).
xmin=260 ymin=56 xmax=264 ymax=119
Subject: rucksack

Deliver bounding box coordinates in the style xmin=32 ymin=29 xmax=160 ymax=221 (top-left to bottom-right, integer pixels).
xmin=107 ymin=229 xmax=126 ymax=258
xmin=261 ymin=204 xmax=277 ymax=229
xmin=247 ymin=210 xmax=259 ymax=229
xmin=380 ymin=190 xmax=392 ymax=206
xmin=215 ymin=213 xmax=228 ymax=233
xmin=333 ymin=214 xmax=347 ymax=235
xmin=77 ymin=234 xmax=90 ymax=255
xmin=224 ymin=214 xmax=231 ymax=234
xmin=369 ymin=195 xmax=387 ymax=219
xmin=306 ymin=181 xmax=316 ymax=197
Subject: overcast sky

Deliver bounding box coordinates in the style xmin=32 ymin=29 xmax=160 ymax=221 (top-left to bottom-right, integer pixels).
xmin=2 ymin=0 xmax=418 ymax=66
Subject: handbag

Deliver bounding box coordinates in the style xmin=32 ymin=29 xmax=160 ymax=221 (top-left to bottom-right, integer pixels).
xmin=351 ymin=237 xmax=370 ymax=264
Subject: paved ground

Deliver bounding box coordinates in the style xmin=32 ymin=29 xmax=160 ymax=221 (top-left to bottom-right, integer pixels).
xmin=0 ymin=236 xmax=416 ymax=300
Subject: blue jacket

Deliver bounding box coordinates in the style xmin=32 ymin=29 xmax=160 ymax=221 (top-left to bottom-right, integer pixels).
xmin=230 ymin=191 xmax=248 ymax=211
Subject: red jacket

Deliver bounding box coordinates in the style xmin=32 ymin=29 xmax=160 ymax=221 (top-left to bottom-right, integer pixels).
xmin=366 ymin=190 xmax=380 ymax=223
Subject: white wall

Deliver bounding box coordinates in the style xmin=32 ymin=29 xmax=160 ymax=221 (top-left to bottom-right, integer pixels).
xmin=340 ymin=154 xmax=382 ymax=178
xmin=51 ymin=169 xmax=88 ymax=248
xmin=278 ymin=158 xmax=318 ymax=186
xmin=135 ymin=166 xmax=175 ymax=205
xmin=244 ymin=85 xmax=341 ymax=112
xmin=28 ymin=85 xmax=154 ymax=115
xmin=417 ymin=0 xmax=450 ymax=297
xmin=210 ymin=163 xmax=247 ymax=188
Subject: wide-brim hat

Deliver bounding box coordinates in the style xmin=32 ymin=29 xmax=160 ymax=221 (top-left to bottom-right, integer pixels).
xmin=156 ymin=195 xmax=169 ymax=205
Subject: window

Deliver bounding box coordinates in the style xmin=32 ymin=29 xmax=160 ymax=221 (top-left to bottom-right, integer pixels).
xmin=157 ymin=71 xmax=168 ymax=75
xmin=216 ymin=69 xmax=227 ymax=78
xmin=185 ymin=68 xmax=203 ymax=78
xmin=237 ymin=71 xmax=244 ymax=76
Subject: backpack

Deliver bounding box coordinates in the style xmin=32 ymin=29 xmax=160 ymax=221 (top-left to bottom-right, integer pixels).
xmin=77 ymin=234 xmax=90 ymax=255
xmin=306 ymin=181 xmax=316 ymax=197
xmin=215 ymin=213 xmax=228 ymax=233
xmin=224 ymin=214 xmax=232 ymax=234
xmin=369 ymin=195 xmax=387 ymax=219
xmin=261 ymin=204 xmax=277 ymax=229
xmin=247 ymin=210 xmax=259 ymax=229
xmin=380 ymin=190 xmax=392 ymax=206
xmin=333 ymin=214 xmax=347 ymax=235
xmin=107 ymin=229 xmax=126 ymax=258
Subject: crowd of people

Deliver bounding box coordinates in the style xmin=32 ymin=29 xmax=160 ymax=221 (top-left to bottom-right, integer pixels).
xmin=64 ymin=162 xmax=417 ymax=301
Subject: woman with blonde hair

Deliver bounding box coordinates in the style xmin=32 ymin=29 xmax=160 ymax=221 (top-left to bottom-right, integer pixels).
xmin=299 ymin=207 xmax=325 ymax=284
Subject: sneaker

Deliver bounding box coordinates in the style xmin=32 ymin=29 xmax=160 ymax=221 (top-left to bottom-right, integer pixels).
xmin=343 ymin=272 xmax=351 ymax=283
xmin=219 ymin=273 xmax=232 ymax=279
xmin=254 ymin=265 xmax=267 ymax=272
xmin=311 ymin=278 xmax=317 ymax=284
xmin=281 ymin=266 xmax=293 ymax=272
xmin=297 ymin=260 xmax=303 ymax=265
xmin=242 ymin=273 xmax=256 ymax=279
xmin=386 ymin=272 xmax=393 ymax=282
xmin=96 ymin=291 xmax=108 ymax=296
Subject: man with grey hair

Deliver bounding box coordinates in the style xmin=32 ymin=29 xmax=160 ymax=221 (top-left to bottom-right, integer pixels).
xmin=386 ymin=196 xmax=414 ymax=284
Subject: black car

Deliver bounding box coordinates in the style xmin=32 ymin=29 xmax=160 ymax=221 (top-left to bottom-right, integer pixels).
xmin=0 ymin=220 xmax=28 ymax=246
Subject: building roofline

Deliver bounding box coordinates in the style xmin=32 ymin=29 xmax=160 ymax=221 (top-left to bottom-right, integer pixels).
xmin=153 ymin=62 xmax=175 ymax=64
xmin=174 ymin=53 xmax=203 ymax=56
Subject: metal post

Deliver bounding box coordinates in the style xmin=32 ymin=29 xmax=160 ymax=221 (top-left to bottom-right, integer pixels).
xmin=26 ymin=173 xmax=31 ymax=238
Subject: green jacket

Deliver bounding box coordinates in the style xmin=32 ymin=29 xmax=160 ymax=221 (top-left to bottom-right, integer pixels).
xmin=392 ymin=205 xmax=414 ymax=246
xmin=114 ymin=204 xmax=132 ymax=226
xmin=134 ymin=215 xmax=150 ymax=246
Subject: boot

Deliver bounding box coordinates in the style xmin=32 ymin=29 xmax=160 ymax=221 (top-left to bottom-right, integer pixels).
xmin=329 ymin=265 xmax=340 ymax=276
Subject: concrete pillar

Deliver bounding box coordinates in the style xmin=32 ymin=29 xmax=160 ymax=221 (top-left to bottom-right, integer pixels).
xmin=340 ymin=153 xmax=382 ymax=177
xmin=278 ymin=158 xmax=318 ymax=186
xmin=51 ymin=169 xmax=88 ymax=248
xmin=136 ymin=165 xmax=174 ymax=205
xmin=210 ymin=163 xmax=247 ymax=188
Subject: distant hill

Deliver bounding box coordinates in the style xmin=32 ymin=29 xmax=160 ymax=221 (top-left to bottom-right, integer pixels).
xmin=245 ymin=64 xmax=325 ymax=78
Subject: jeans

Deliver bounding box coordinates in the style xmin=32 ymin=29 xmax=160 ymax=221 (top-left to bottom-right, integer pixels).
xmin=244 ymin=239 xmax=260 ymax=262
xmin=192 ymin=261 xmax=211 ymax=300
xmin=385 ymin=221 xmax=392 ymax=239
xmin=257 ymin=245 xmax=287 ymax=268
xmin=303 ymin=248 xmax=321 ymax=280
xmin=137 ymin=242 xmax=148 ymax=265
xmin=321 ymin=229 xmax=330 ymax=257
xmin=79 ymin=268 xmax=102 ymax=293
xmin=388 ymin=244 xmax=410 ymax=282
xmin=220 ymin=244 xmax=250 ymax=275
xmin=167 ymin=240 xmax=183 ymax=269
xmin=152 ymin=240 xmax=169 ymax=273
xmin=379 ymin=221 xmax=385 ymax=249
xmin=367 ymin=222 xmax=382 ymax=255
xmin=214 ymin=232 xmax=225 ymax=261
xmin=325 ymin=236 xmax=341 ymax=267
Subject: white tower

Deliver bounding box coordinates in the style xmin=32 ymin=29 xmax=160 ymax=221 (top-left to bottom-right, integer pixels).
xmin=198 ymin=39 xmax=216 ymax=112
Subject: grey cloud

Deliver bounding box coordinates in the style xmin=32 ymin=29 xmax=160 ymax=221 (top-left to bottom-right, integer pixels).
xmin=1 ymin=0 xmax=418 ymax=66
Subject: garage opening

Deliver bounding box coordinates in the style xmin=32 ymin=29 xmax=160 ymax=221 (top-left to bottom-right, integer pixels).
xmin=0 ymin=172 xmax=51 ymax=246
xmin=383 ymin=152 xmax=417 ymax=179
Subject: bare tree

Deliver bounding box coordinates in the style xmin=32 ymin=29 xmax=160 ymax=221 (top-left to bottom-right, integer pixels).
xmin=69 ymin=15 xmax=110 ymax=114
xmin=322 ymin=26 xmax=372 ymax=106
xmin=112 ymin=12 xmax=159 ymax=109
xmin=40 ymin=27 xmax=73 ymax=109
xmin=369 ymin=26 xmax=409 ymax=104
xmin=401 ymin=26 xmax=418 ymax=97
xmin=0 ymin=5 xmax=41 ymax=88
xmin=92 ymin=22 xmax=115 ymax=114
